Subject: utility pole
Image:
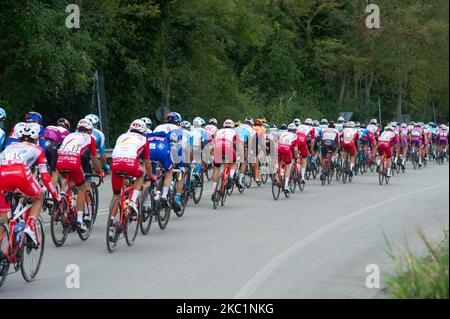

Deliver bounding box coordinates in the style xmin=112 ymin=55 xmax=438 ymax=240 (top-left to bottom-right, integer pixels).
xmin=432 ymin=100 xmax=437 ymax=123
xmin=378 ymin=96 xmax=382 ymax=127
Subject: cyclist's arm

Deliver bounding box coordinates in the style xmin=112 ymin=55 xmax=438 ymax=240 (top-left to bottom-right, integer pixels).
xmin=37 ymin=149 xmax=60 ymax=201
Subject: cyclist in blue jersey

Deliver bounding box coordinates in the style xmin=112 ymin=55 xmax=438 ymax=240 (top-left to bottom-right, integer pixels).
xmin=335 ymin=116 xmax=345 ymax=132
xmin=235 ymin=117 xmax=255 ymax=186
xmin=190 ymin=117 xmax=210 ymax=180
xmin=85 ymin=114 xmax=110 ymax=173
xmin=150 ymin=112 xmax=185 ymax=212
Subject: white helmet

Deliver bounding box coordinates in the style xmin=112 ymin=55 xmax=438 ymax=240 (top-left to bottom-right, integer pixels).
xmin=293 ymin=118 xmax=301 ymax=126
xmin=129 ymin=119 xmax=147 ymax=134
xmin=304 ymin=118 xmax=313 ymax=126
xmin=348 ymin=121 xmax=355 ymax=128
xmin=193 ymin=117 xmax=203 ymax=128
xmin=223 ymin=119 xmax=235 ymax=128
xmin=401 ymin=123 xmax=407 ymax=128
xmin=370 ymin=118 xmax=378 ymax=125
xmin=338 ymin=116 xmax=345 ymax=123
xmin=13 ymin=122 xmax=27 ymax=138
xmin=77 ymin=119 xmax=94 ymax=131
xmin=287 ymin=123 xmax=297 ymax=132
xmin=85 ymin=114 xmax=100 ymax=128
xmin=19 ymin=123 xmax=41 ymax=142
xmin=140 ymin=117 xmax=152 ymax=129
xmin=19 ymin=123 xmax=40 ymax=141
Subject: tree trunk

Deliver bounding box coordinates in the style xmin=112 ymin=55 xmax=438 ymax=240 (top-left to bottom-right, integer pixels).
xmin=396 ymin=77 xmax=408 ymax=122
xmin=338 ymin=72 xmax=347 ymax=107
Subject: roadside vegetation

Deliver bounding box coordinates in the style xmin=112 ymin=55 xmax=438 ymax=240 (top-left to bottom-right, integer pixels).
xmin=384 ymin=229 xmax=449 ymax=299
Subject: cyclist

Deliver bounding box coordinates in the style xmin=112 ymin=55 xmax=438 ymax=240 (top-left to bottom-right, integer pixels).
xmin=320 ymin=121 xmax=340 ymax=172
xmin=435 ymin=124 xmax=448 ymax=159
xmin=84 ymin=114 xmax=109 ymax=173
xmin=367 ymin=119 xmax=380 ymax=143
xmin=340 ymin=121 xmax=359 ymax=177
xmin=6 ymin=112 xmax=46 ymax=149
xmin=279 ymin=124 xmax=288 ymax=133
xmin=277 ymin=123 xmax=301 ymax=195
xmin=0 ymin=123 xmax=61 ymax=245
xmin=191 ymin=117 xmax=210 ymax=182
xmin=252 ymin=119 xmax=266 ymax=186
xmin=151 ymin=112 xmax=184 ymax=212
xmin=43 ymin=118 xmax=71 ymax=185
xmin=319 ymin=119 xmax=329 ymax=131
xmin=410 ymin=122 xmax=425 ymax=167
xmin=0 ymin=107 xmax=6 ymax=149
xmin=211 ymin=120 xmax=242 ymax=201
xmin=398 ymin=123 xmax=409 ymax=168
xmin=428 ymin=122 xmax=439 ymax=159
xmin=56 ymin=119 xmax=103 ymax=232
xmin=335 ymin=116 xmax=345 ymax=132
xmin=296 ymin=118 xmax=315 ymax=175
xmin=110 ymin=120 xmax=155 ymax=220
xmin=377 ymin=126 xmax=399 ymax=177
xmin=423 ymin=123 xmax=432 ymax=161
xmin=180 ymin=121 xmax=194 ymax=176
xmin=235 ymin=117 xmax=255 ymax=187
xmin=204 ymin=118 xmax=219 ymax=140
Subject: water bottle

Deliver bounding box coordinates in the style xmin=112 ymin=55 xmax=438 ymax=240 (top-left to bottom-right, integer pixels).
xmin=14 ymin=220 xmax=25 ymax=244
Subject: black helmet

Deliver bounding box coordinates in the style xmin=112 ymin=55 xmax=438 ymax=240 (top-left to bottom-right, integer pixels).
xmin=279 ymin=124 xmax=288 ymax=130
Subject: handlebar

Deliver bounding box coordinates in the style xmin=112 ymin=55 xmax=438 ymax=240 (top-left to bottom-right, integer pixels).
xmin=86 ymin=174 xmax=104 ymax=187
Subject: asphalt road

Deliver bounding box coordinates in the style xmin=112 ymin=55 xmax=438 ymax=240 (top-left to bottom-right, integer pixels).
xmin=1 ymin=161 xmax=448 ymax=299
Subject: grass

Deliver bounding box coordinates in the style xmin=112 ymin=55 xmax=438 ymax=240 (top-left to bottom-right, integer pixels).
xmin=384 ymin=228 xmax=449 ymax=299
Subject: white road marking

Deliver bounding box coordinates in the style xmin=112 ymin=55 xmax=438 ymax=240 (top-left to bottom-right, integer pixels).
xmin=233 ymin=182 xmax=449 ymax=299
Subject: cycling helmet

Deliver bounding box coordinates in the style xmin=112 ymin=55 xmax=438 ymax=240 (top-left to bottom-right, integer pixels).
xmin=0 ymin=107 xmax=6 ymax=121
xmin=209 ymin=118 xmax=218 ymax=126
xmin=165 ymin=112 xmax=182 ymax=124
xmin=343 ymin=122 xmax=350 ymax=128
xmin=223 ymin=119 xmax=235 ymax=128
xmin=328 ymin=121 xmax=336 ymax=128
xmin=85 ymin=114 xmax=100 ymax=128
xmin=279 ymin=124 xmax=288 ymax=131
xmin=140 ymin=117 xmax=152 ymax=129
xmin=57 ymin=118 xmax=71 ymax=131
xmin=254 ymin=119 xmax=263 ymax=126
xmin=355 ymin=121 xmax=360 ymax=128
xmin=193 ymin=117 xmax=203 ymax=128
xmin=181 ymin=121 xmax=191 ymax=130
xmin=348 ymin=121 xmax=355 ymax=128
xmin=320 ymin=118 xmax=328 ymax=125
xmin=385 ymin=125 xmax=393 ymax=132
xmin=287 ymin=123 xmax=297 ymax=132
xmin=390 ymin=121 xmax=398 ymax=128
xmin=293 ymin=118 xmax=301 ymax=126
xmin=129 ymin=119 xmax=147 ymax=134
xmin=304 ymin=118 xmax=313 ymax=126
xmin=401 ymin=123 xmax=407 ymax=128
xmin=19 ymin=123 xmax=40 ymax=141
xmin=370 ymin=119 xmax=378 ymax=125
xmin=244 ymin=117 xmax=254 ymax=125
xmin=234 ymin=121 xmax=241 ymax=127
xmin=77 ymin=119 xmax=94 ymax=131
xmin=337 ymin=116 xmax=345 ymax=123
xmin=313 ymin=120 xmax=320 ymax=127
xmin=26 ymin=111 xmax=43 ymax=124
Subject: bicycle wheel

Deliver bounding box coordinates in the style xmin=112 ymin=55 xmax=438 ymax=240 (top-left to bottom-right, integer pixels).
xmin=139 ymin=186 xmax=154 ymax=235
xmin=124 ymin=206 xmax=139 ymax=247
xmin=206 ymin=165 xmax=213 ymax=181
xmin=289 ymin=169 xmax=297 ymax=193
xmin=244 ymin=171 xmax=252 ymax=189
xmin=320 ymin=172 xmax=326 ymax=186
xmin=213 ymin=176 xmax=222 ymax=209
xmin=0 ymin=224 xmax=10 ymax=287
xmin=158 ymin=199 xmax=171 ymax=230
xmin=50 ymin=194 xmax=69 ymax=247
xmin=78 ymin=191 xmax=95 ymax=241
xmin=106 ymin=199 xmax=122 ymax=253
xmin=305 ymin=168 xmax=311 ymax=181
xmin=193 ymin=173 xmax=204 ymax=204
xmin=271 ymin=174 xmax=281 ymax=200
xmin=91 ymin=183 xmax=99 ymax=224
xmin=20 ymin=217 xmax=45 ymax=282
xmin=298 ymin=176 xmax=305 ymax=192
xmin=378 ymin=163 xmax=384 ymax=186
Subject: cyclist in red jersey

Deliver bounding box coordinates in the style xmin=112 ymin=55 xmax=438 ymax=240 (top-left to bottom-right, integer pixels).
xmin=0 ymin=123 xmax=61 ymax=244
xmin=377 ymin=126 xmax=399 ymax=177
xmin=57 ymin=119 xmax=103 ymax=232
xmin=340 ymin=121 xmax=360 ymax=176
xmin=278 ymin=124 xmax=302 ymax=194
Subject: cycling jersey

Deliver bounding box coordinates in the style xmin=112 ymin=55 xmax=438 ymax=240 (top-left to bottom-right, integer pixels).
xmin=278 ymin=132 xmax=300 ymax=165
xmin=341 ymin=128 xmax=359 ymax=156
xmin=410 ymin=127 xmax=424 ymax=147
xmin=235 ymin=124 xmax=254 ymax=144
xmin=92 ymin=128 xmax=106 ymax=156
xmin=111 ymin=132 xmax=150 ymax=193
xmin=335 ymin=123 xmax=344 ymax=133
xmin=150 ymin=123 xmax=183 ymax=170
xmin=358 ymin=128 xmax=373 ymax=147
xmin=437 ymin=128 xmax=448 ymax=145
xmin=57 ymin=132 xmax=97 ymax=186
xmin=367 ymin=124 xmax=380 ymax=142
xmin=320 ymin=128 xmax=339 ymax=157
xmin=378 ymin=131 xmax=399 ymax=158
xmin=181 ymin=128 xmax=193 ymax=165
xmin=0 ymin=142 xmax=59 ymax=214
xmin=191 ymin=127 xmax=210 ymax=150
xmin=0 ymin=128 xmax=5 ymax=150
xmin=213 ymin=128 xmax=241 ymax=167
xmin=44 ymin=125 xmax=70 ymax=172
xmin=296 ymin=125 xmax=315 ymax=142
xmin=398 ymin=127 xmax=409 ymax=149
xmin=204 ymin=125 xmax=218 ymax=140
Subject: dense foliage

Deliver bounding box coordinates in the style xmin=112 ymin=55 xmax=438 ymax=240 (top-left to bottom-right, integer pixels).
xmin=1 ymin=0 xmax=448 ymax=144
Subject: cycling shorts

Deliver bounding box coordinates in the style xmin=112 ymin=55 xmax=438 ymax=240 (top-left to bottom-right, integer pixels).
xmin=213 ymin=141 xmax=236 ymax=167
xmin=377 ymin=142 xmax=393 ymax=158
xmin=111 ymin=157 xmax=144 ymax=194
xmin=321 ymin=140 xmax=337 ymax=157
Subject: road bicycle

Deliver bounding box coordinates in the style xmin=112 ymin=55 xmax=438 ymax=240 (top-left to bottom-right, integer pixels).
xmin=289 ymin=159 xmax=305 ymax=193
xmin=271 ymin=161 xmax=292 ymax=200
xmin=0 ymin=193 xmax=45 ymax=287
xmin=378 ymin=154 xmax=391 ymax=185
xmin=320 ymin=149 xmax=334 ymax=186
xmin=212 ymin=163 xmax=233 ymax=209
xmin=106 ymin=173 xmax=140 ymax=253
xmin=50 ymin=171 xmax=97 ymax=247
